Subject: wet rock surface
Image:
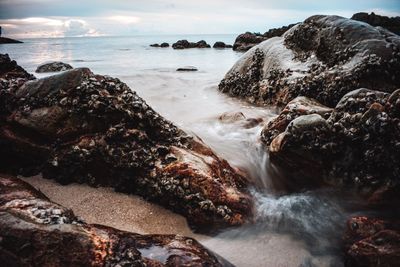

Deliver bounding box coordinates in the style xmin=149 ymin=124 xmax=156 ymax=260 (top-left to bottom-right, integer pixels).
xmin=352 ymin=12 xmax=400 ymax=35
xmin=0 ymin=174 xmax=234 ymax=267
xmin=232 ymin=24 xmax=295 ymax=52
xmin=0 ymin=54 xmax=252 ymax=229
xmin=264 ymin=88 xmax=400 ymax=203
xmin=35 ymin=61 xmax=73 ymax=73
xmin=344 ymin=216 xmax=400 ymax=267
xmin=220 ymin=15 xmax=400 ymax=107
xmin=172 ymin=40 xmax=211 ymax=49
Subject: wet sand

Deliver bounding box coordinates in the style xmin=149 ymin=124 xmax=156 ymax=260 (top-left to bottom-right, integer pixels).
xmin=22 ymin=175 xmax=201 ymax=239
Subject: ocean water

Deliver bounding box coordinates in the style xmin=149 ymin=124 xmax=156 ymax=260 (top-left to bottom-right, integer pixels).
xmin=0 ymin=35 xmax=361 ymax=267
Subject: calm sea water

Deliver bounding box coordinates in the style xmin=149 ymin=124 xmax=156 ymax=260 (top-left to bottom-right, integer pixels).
xmin=0 ymin=35 xmax=359 ymax=267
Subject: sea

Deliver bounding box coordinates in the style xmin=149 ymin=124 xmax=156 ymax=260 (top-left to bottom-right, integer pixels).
xmin=0 ymin=35 xmax=362 ymax=267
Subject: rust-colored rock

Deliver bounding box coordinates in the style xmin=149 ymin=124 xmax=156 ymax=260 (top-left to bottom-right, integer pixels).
xmin=0 ymin=54 xmax=253 ymax=229
xmin=0 ymin=174 xmax=233 ymax=267
xmin=344 ymin=216 xmax=400 ymax=267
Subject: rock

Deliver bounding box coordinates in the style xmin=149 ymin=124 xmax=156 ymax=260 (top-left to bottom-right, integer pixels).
xmin=172 ymin=40 xmax=211 ymax=49
xmin=213 ymin=42 xmax=233 ymax=49
xmin=176 ymin=66 xmax=198 ymax=72
xmin=232 ymin=24 xmax=296 ymax=52
xmin=0 ymin=37 xmax=23 ymax=44
xmin=36 ymin=61 xmax=73 ymax=73
xmin=344 ymin=216 xmax=400 ymax=267
xmin=150 ymin=43 xmax=169 ymax=48
xmin=352 ymin=12 xmax=400 ymax=35
xmin=0 ymin=174 xmax=234 ymax=267
xmin=220 ymin=15 xmax=400 ymax=107
xmin=266 ymin=88 xmax=400 ymax=203
xmin=219 ymin=111 xmax=246 ymax=123
xmin=261 ymin=96 xmax=333 ymax=144
xmin=0 ymin=54 xmax=252 ymax=229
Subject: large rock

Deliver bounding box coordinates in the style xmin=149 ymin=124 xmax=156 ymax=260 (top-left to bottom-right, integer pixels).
xmin=0 ymin=54 xmax=252 ymax=229
xmin=265 ymin=88 xmax=400 ymax=203
xmin=232 ymin=24 xmax=295 ymax=52
xmin=344 ymin=216 xmax=400 ymax=267
xmin=35 ymin=61 xmax=73 ymax=73
xmin=0 ymin=174 xmax=233 ymax=267
xmin=220 ymin=15 xmax=400 ymax=107
xmin=352 ymin=12 xmax=400 ymax=35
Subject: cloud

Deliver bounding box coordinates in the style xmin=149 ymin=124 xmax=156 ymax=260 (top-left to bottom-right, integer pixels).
xmin=0 ymin=0 xmax=399 ymax=37
xmin=0 ymin=17 xmax=101 ymax=38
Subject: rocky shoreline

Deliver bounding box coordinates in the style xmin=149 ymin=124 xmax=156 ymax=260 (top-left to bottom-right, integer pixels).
xmin=219 ymin=14 xmax=400 ymax=266
xmin=0 ymin=37 xmax=23 ymax=44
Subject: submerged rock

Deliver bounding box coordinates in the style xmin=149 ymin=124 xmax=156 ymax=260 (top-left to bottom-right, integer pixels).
xmin=172 ymin=40 xmax=211 ymax=49
xmin=344 ymin=216 xmax=400 ymax=267
xmin=176 ymin=66 xmax=198 ymax=72
xmin=0 ymin=54 xmax=252 ymax=229
xmin=220 ymin=15 xmax=400 ymax=107
xmin=232 ymin=24 xmax=296 ymax=52
xmin=36 ymin=61 xmax=73 ymax=73
xmin=264 ymin=88 xmax=400 ymax=203
xmin=0 ymin=174 xmax=234 ymax=267
xmin=352 ymin=12 xmax=400 ymax=35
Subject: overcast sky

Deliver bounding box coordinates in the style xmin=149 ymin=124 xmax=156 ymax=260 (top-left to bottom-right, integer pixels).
xmin=0 ymin=0 xmax=399 ymax=38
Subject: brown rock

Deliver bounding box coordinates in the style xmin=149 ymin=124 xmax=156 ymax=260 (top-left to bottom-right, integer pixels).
xmin=0 ymin=174 xmax=234 ymax=267
xmin=0 ymin=55 xmax=253 ymax=229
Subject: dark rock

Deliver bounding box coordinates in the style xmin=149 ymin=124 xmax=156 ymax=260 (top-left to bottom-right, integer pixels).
xmin=0 ymin=174 xmax=234 ymax=267
xmin=352 ymin=12 xmax=400 ymax=35
xmin=160 ymin=42 xmax=169 ymax=48
xmin=150 ymin=43 xmax=160 ymax=47
xmin=220 ymin=15 xmax=400 ymax=108
xmin=213 ymin=42 xmax=233 ymax=49
xmin=0 ymin=37 xmax=23 ymax=44
xmin=265 ymin=88 xmax=400 ymax=203
xmin=172 ymin=40 xmax=211 ymax=49
xmin=0 ymin=54 xmax=253 ymax=229
xmin=36 ymin=61 xmax=73 ymax=73
xmin=176 ymin=66 xmax=198 ymax=72
xmin=232 ymin=24 xmax=296 ymax=52
xmin=344 ymin=216 xmax=400 ymax=267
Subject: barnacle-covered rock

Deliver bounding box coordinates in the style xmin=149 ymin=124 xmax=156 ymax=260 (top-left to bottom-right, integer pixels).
xmin=35 ymin=61 xmax=73 ymax=73
xmin=0 ymin=174 xmax=233 ymax=267
xmin=0 ymin=54 xmax=253 ymax=229
xmin=265 ymin=88 xmax=400 ymax=203
xmin=344 ymin=216 xmax=400 ymax=267
xmin=220 ymin=15 xmax=400 ymax=107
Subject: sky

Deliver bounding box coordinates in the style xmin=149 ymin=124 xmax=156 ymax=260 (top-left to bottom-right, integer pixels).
xmin=0 ymin=0 xmax=399 ymax=38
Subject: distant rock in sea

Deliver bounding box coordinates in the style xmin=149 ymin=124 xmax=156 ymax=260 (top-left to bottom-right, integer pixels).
xmin=0 ymin=37 xmax=23 ymax=44
xmin=150 ymin=42 xmax=169 ymax=48
xmin=36 ymin=61 xmax=73 ymax=73
xmin=172 ymin=39 xmax=211 ymax=49
xmin=351 ymin=12 xmax=400 ymax=35
xmin=213 ymin=42 xmax=233 ymax=49
xmin=176 ymin=66 xmax=198 ymax=71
